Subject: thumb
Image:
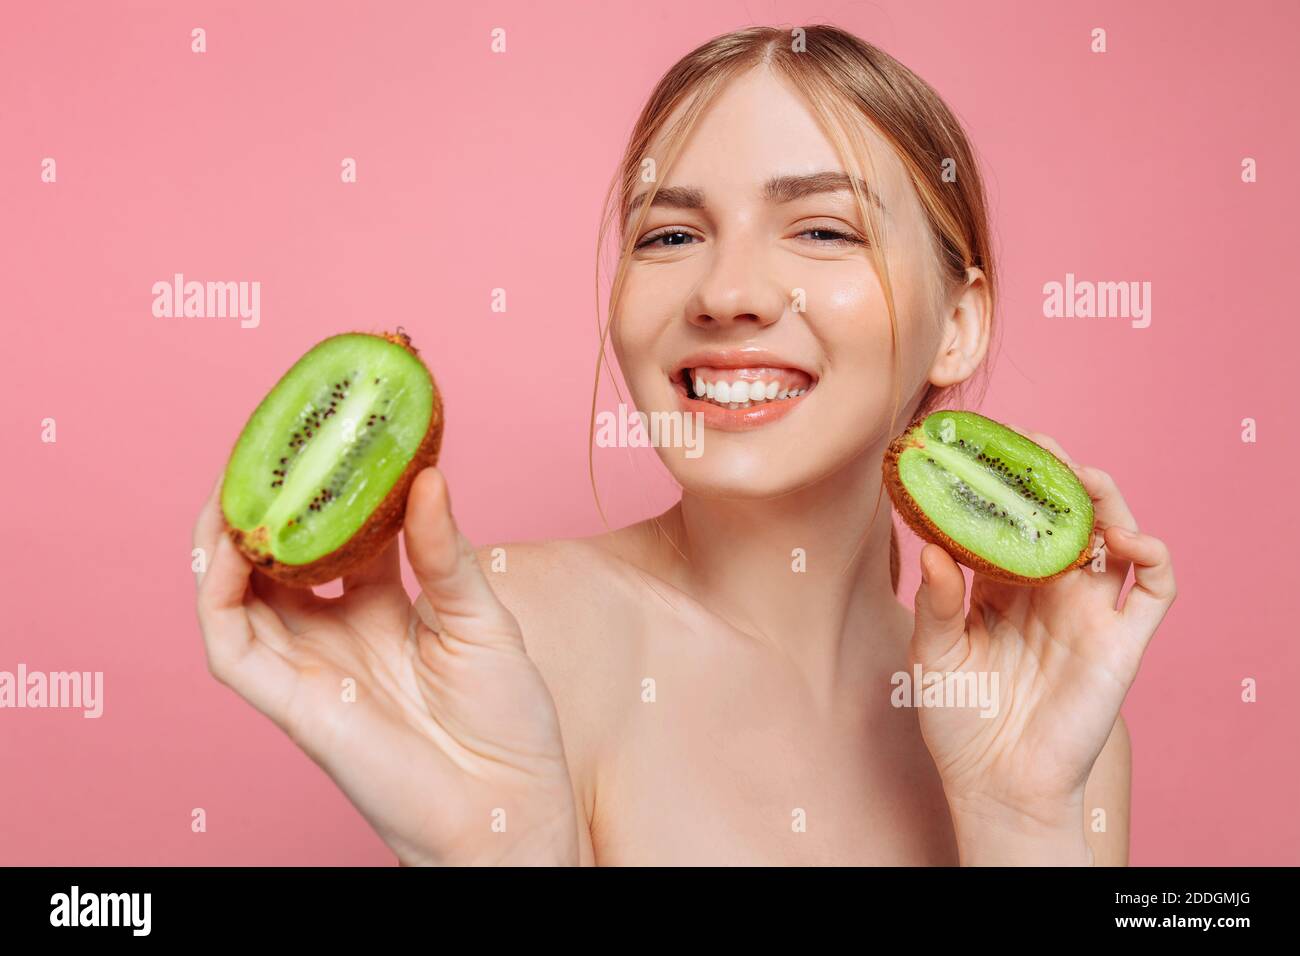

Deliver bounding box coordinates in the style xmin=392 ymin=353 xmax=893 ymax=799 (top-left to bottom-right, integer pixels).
xmin=403 ymin=467 xmax=520 ymax=643
xmin=911 ymin=544 xmax=969 ymax=665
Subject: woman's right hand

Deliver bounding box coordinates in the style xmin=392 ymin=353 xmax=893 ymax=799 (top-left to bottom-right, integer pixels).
xmin=193 ymin=467 xmax=579 ymax=866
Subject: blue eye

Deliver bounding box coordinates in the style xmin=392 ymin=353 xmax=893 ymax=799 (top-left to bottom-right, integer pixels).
xmin=801 ymin=228 xmax=864 ymax=245
xmin=636 ymin=229 xmax=697 ymax=249
xmin=634 ymin=227 xmax=865 ymax=249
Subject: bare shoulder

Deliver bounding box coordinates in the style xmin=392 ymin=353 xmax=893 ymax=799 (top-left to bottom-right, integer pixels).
xmin=471 ymin=534 xmax=647 ymax=751
xmin=1084 ymin=713 xmax=1132 ymax=866
xmin=473 ymin=536 xmax=642 ymax=654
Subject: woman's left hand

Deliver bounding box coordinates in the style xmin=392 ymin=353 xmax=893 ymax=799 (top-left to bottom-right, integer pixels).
xmin=908 ymin=427 xmax=1177 ymax=863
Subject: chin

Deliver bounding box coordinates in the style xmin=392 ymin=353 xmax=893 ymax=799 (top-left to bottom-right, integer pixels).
xmin=656 ymin=442 xmax=834 ymax=500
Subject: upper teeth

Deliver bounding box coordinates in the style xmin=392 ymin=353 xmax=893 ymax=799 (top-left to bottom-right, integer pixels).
xmin=691 ymin=373 xmax=807 ymax=407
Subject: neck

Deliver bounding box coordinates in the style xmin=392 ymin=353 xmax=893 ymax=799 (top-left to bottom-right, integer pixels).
xmin=648 ymin=448 xmax=910 ymax=698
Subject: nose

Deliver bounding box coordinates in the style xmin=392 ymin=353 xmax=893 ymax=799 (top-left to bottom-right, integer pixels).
xmin=685 ymin=234 xmax=787 ymax=331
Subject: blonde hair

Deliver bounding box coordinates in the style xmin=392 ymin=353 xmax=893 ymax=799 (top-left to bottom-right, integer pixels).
xmin=590 ymin=25 xmax=998 ymax=594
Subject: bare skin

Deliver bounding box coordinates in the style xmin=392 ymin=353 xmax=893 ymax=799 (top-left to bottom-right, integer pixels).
xmin=195 ymin=64 xmax=1165 ymax=866
xmin=477 ymin=527 xmax=955 ymax=866
xmin=477 ymin=485 xmax=1133 ymax=866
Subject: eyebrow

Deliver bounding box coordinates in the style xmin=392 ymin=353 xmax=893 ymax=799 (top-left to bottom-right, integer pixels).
xmin=623 ymin=170 xmax=886 ymax=226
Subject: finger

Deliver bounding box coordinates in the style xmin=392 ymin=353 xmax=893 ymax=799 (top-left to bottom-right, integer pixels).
xmin=339 ymin=538 xmax=409 ymax=639
xmin=413 ymin=591 xmax=442 ymax=633
xmin=404 ymin=467 xmax=520 ymax=644
xmin=911 ymin=544 xmax=969 ymax=666
xmin=197 ymin=533 xmax=257 ymax=678
xmin=342 ymin=537 xmax=404 ymax=599
xmin=249 ymin=571 xmax=329 ymax=631
xmin=1070 ymin=464 xmax=1138 ymax=534
xmin=214 ymin=590 xmax=300 ymax=733
xmin=196 ymin=530 xmax=301 ymax=730
xmin=192 ymin=476 xmax=226 ymax=588
xmin=1069 ymin=464 xmax=1140 ymax=601
xmin=1109 ymin=528 xmax=1177 ymax=647
xmin=243 ymin=593 xmax=296 ymax=657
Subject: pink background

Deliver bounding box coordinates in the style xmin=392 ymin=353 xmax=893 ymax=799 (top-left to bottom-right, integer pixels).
xmin=2 ymin=0 xmax=1296 ymax=865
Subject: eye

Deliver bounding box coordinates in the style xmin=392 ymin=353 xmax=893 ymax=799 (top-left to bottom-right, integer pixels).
xmin=798 ymin=227 xmax=865 ymax=246
xmin=635 ymin=228 xmax=699 ymax=250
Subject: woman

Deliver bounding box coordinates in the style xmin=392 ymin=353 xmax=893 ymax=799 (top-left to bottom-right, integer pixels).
xmin=192 ymin=25 xmax=1176 ymax=865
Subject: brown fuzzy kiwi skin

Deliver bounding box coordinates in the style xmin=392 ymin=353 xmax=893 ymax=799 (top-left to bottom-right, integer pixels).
xmin=223 ymin=330 xmax=443 ymax=589
xmin=882 ymin=411 xmax=1094 ymax=587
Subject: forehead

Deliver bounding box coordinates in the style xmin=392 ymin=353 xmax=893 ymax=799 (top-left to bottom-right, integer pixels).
xmin=642 ymin=65 xmax=914 ymax=216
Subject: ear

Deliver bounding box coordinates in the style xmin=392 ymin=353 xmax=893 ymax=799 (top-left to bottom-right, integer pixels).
xmin=928 ymin=267 xmax=992 ymax=388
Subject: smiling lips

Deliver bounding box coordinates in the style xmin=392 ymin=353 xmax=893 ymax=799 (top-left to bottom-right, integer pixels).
xmin=673 ymin=363 xmax=816 ymax=431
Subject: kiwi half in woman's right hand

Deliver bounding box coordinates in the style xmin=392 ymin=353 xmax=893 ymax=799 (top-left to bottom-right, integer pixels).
xmin=219 ymin=330 xmax=443 ymax=587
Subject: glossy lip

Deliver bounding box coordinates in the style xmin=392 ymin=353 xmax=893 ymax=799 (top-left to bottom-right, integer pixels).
xmin=671 ymin=348 xmax=818 ymax=433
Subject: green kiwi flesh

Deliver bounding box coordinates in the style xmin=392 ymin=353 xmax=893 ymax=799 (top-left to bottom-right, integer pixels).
xmin=221 ymin=331 xmax=441 ymax=586
xmin=883 ymin=410 xmax=1094 ymax=584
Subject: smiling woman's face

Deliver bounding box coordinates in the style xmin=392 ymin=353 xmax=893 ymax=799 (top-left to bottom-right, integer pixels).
xmin=612 ymin=65 xmax=950 ymax=499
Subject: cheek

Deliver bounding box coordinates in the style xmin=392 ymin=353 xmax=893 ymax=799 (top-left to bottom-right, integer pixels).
xmin=812 ymin=272 xmax=894 ymax=366
xmin=611 ymin=271 xmax=674 ymax=373
xmin=814 ymin=257 xmax=936 ymax=375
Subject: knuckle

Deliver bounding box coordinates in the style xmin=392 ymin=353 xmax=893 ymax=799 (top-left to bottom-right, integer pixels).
xmin=205 ymin=652 xmax=231 ymax=686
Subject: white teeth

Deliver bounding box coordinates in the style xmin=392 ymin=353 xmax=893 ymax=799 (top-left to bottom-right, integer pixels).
xmin=684 ymin=370 xmax=814 ymax=408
